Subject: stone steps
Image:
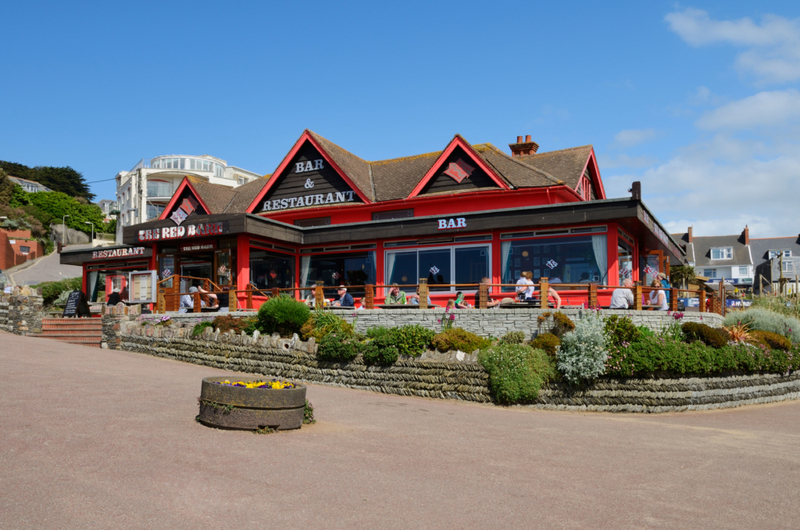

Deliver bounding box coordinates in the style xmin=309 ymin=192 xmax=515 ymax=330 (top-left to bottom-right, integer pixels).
xmin=41 ymin=318 xmax=103 ymax=348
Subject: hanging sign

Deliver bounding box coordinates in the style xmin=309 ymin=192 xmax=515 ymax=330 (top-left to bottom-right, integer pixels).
xmin=546 ymin=259 xmax=558 ymax=270
xmin=138 ymin=221 xmax=226 ymax=242
xmin=644 ymin=265 xmax=657 ymax=276
xmin=437 ymin=218 xmax=467 ymax=230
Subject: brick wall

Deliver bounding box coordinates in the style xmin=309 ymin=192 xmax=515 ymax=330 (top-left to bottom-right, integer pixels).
xmin=0 ymin=228 xmax=44 ymax=270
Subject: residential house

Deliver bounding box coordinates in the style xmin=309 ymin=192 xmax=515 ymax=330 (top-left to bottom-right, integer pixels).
xmin=750 ymin=236 xmax=800 ymax=295
xmin=7 ymin=176 xmax=51 ymax=193
xmin=671 ymin=226 xmax=754 ymax=289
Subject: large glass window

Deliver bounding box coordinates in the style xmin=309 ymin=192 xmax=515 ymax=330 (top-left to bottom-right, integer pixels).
xmin=711 ymin=247 xmax=733 ymax=260
xmin=386 ymin=245 xmax=490 ymax=292
xmin=618 ymin=239 xmax=633 ymax=285
xmin=250 ymin=249 xmax=295 ymax=290
xmin=300 ymin=251 xmax=376 ymax=296
xmin=146 ymin=204 xmax=165 ymax=220
xmin=147 ymin=180 xmax=172 ymax=198
xmin=500 ymin=235 xmax=608 ymax=288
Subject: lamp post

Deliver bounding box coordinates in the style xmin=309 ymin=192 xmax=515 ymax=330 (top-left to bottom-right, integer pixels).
xmin=84 ymin=221 xmax=94 ymax=245
xmin=62 ymin=214 xmax=70 ymax=245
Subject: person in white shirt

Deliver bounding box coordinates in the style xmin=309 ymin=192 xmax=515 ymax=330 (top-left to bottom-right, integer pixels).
xmin=516 ymin=271 xmax=535 ymax=300
xmin=649 ymin=278 xmax=669 ymax=311
xmin=610 ymin=279 xmax=635 ymax=309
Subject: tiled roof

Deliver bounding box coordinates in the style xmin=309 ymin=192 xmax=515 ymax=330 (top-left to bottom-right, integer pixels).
xmin=515 ymin=145 xmax=593 ymax=189
xmin=183 ymin=132 xmax=596 ymax=213
xmin=686 ymin=234 xmax=752 ymax=267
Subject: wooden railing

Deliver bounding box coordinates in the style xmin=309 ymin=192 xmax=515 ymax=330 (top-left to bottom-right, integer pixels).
xmin=151 ymin=275 xmax=726 ymax=315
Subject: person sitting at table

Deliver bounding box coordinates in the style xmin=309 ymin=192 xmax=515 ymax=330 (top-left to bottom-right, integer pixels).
xmin=454 ymin=291 xmax=470 ymax=309
xmin=385 ymin=284 xmax=407 ymax=304
xmin=408 ymin=286 xmax=433 ymax=307
xmin=180 ymin=286 xmax=198 ymax=313
xmin=516 ymin=271 xmax=535 ymax=300
xmin=198 ymin=286 xmax=218 ymax=309
xmin=649 ymin=278 xmax=669 ymax=311
xmin=473 ymin=277 xmax=502 ymax=308
xmin=217 ymin=286 xmax=230 ymax=313
xmin=332 ymin=286 xmax=354 ymax=307
xmin=609 ymin=279 xmax=635 ymax=309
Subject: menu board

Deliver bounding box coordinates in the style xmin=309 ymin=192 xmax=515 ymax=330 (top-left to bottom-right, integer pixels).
xmin=128 ymin=271 xmax=157 ymax=304
xmin=62 ymin=290 xmax=91 ymax=318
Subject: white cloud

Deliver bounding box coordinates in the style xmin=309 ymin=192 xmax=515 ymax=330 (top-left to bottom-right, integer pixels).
xmin=665 ymin=8 xmax=800 ymax=83
xmin=696 ymin=89 xmax=800 ymax=130
xmin=612 ymin=129 xmax=657 ymax=148
xmin=603 ymin=133 xmax=800 ymax=238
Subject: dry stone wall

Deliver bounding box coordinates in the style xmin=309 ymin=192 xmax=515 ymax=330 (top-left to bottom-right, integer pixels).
xmin=118 ymin=317 xmax=800 ymax=413
xmin=0 ymin=289 xmax=43 ymax=336
xmin=330 ymin=307 xmax=723 ymax=340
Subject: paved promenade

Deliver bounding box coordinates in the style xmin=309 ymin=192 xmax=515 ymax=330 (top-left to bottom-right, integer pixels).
xmin=2 ymin=332 xmax=800 ymax=529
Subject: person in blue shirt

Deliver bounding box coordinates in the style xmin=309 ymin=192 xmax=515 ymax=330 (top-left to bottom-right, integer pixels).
xmin=332 ymin=286 xmax=354 ymax=307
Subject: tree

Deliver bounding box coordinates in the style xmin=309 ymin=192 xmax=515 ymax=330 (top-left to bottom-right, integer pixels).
xmin=0 ymin=169 xmax=14 ymax=204
xmin=670 ymin=265 xmax=697 ymax=290
xmin=0 ymin=161 xmax=95 ymax=201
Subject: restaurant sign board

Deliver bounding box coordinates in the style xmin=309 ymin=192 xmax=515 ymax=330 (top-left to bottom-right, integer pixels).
xmin=138 ymin=221 xmax=226 ymax=242
xmin=92 ymin=247 xmax=146 ymax=260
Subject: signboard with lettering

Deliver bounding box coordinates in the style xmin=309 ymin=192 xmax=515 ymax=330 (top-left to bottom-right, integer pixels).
xmin=92 ymin=247 xmax=146 ymax=260
xmin=179 ymin=242 xmax=216 ymax=252
xmin=62 ymin=290 xmax=91 ymax=318
xmin=437 ymin=218 xmax=467 ymax=230
xmin=259 ymin=142 xmax=361 ymax=213
xmin=138 ymin=221 xmax=226 ymax=242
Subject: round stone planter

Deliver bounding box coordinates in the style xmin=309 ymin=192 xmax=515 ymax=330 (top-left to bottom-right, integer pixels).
xmin=198 ymin=376 xmax=306 ymax=430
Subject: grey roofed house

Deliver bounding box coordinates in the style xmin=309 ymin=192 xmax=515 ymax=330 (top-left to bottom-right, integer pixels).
xmin=750 ymin=236 xmax=800 ymax=294
xmin=670 ymin=226 xmax=754 ymax=286
xmin=7 ymin=176 xmax=51 ymax=193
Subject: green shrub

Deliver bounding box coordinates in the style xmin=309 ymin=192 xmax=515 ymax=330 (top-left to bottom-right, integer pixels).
xmin=682 ymin=322 xmax=727 ymax=349
xmin=637 ymin=325 xmax=655 ymax=339
xmin=388 ymin=324 xmax=435 ymax=357
xmin=606 ymin=336 xmax=800 ymax=377
xmin=749 ymin=294 xmax=800 ymax=321
xmin=604 ymin=315 xmax=642 ymax=347
xmin=317 ymin=334 xmax=361 ymax=362
xmin=479 ymin=344 xmax=557 ymax=404
xmin=366 ymin=326 xmax=391 ymax=339
xmin=724 ymin=308 xmax=800 ymax=343
xmin=362 ymin=335 xmax=399 ymax=365
xmin=300 ymin=310 xmax=354 ymax=340
xmin=749 ymin=330 xmax=791 ymax=351
xmin=551 ymin=311 xmax=576 ymax=338
xmin=31 ymin=277 xmax=83 ymax=305
xmin=499 ymin=331 xmax=525 ymax=345
xmin=209 ymin=315 xmax=257 ymax=335
xmin=557 ymin=310 xmax=608 ymax=384
xmin=530 ymin=332 xmax=560 ymax=358
xmin=256 ymin=295 xmax=311 ymax=337
xmin=191 ymin=321 xmax=214 ymax=337
xmin=432 ymin=327 xmax=491 ymax=353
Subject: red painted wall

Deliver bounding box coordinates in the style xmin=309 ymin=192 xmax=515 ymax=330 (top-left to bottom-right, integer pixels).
xmin=0 ymin=229 xmax=44 ymax=271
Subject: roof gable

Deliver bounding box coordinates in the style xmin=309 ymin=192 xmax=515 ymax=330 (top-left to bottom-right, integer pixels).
xmin=408 ymin=135 xmax=509 ymax=198
xmin=159 ymin=178 xmax=211 ymax=224
xmin=516 ymin=145 xmax=597 ymax=192
xmin=247 ymin=131 xmax=372 ymax=213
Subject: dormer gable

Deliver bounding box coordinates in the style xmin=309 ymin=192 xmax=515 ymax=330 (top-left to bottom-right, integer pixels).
xmin=159 ymin=178 xmax=210 ymax=225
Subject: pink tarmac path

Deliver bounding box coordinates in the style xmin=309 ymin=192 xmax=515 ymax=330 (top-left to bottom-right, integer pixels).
xmin=2 ymin=331 xmax=800 ymax=529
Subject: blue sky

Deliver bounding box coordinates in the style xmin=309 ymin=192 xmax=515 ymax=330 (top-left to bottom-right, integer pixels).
xmin=2 ymin=1 xmax=799 ymax=237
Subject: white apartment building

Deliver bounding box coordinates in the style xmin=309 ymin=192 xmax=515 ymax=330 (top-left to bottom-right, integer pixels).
xmin=115 ymin=154 xmax=262 ymax=242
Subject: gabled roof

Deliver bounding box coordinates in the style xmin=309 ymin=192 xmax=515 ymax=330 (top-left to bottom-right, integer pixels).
xmin=515 ymin=145 xmax=594 ymax=189
xmin=307 ymin=131 xmax=374 ymax=202
xmin=750 ymin=236 xmax=800 ymax=262
xmin=685 ymin=234 xmax=752 ymax=267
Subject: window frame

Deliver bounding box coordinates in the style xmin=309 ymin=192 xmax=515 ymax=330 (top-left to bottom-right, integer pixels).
xmin=710 ymin=247 xmax=733 ymax=260
xmin=384 ymin=242 xmax=492 ymax=293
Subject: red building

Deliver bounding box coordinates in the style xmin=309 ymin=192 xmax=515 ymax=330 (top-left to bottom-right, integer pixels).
xmin=1 ymin=228 xmax=44 ymax=271
xmin=61 ymin=131 xmax=682 ymax=307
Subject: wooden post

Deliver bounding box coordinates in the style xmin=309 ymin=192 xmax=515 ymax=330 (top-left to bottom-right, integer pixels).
xmin=540 ymin=278 xmax=550 ymax=309
xmin=193 ymin=291 xmax=201 ymax=313
xmin=315 ymin=281 xmax=324 ymax=310
xmin=478 ymin=280 xmax=487 ymax=309
xmin=634 ymin=284 xmax=642 ymax=310
xmin=157 ymin=289 xmax=166 ymax=314
xmin=419 ymin=279 xmax=428 ymax=309
xmin=670 ymin=287 xmax=678 ymax=312
xmin=719 ymin=280 xmax=726 ymax=316
xmin=588 ymin=283 xmax=598 ymax=309
xmin=699 ymin=289 xmax=706 ymax=313
xmin=271 ymin=287 xmax=280 ymax=299
xmin=246 ymin=287 xmax=253 ymax=310
xmin=229 ymin=289 xmax=237 ymax=312
xmin=365 ymin=284 xmax=374 ymax=309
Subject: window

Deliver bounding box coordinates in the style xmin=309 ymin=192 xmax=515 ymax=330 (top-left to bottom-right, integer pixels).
xmin=146 ymin=204 xmax=164 ymax=220
xmin=703 ymin=269 xmax=717 ymax=278
xmin=250 ymin=249 xmax=295 ymax=290
xmin=147 ymin=180 xmax=171 ymax=198
xmin=500 ymin=234 xmax=608 ymax=288
xmin=711 ymin=247 xmax=733 ymax=260
xmin=738 ymin=266 xmax=748 ymax=276
xmin=20 ymin=245 xmax=30 ymax=255
xmin=385 ymin=245 xmax=490 ymax=293
xmin=618 ymin=239 xmax=633 ymax=285
xmin=783 ymin=261 xmax=794 ymax=273
xmin=372 ymin=209 xmax=413 ymax=221
xmin=770 ymin=250 xmax=793 ymax=259
xmin=294 ymin=217 xmax=331 ymax=227
xmin=300 ymin=251 xmax=376 ymax=296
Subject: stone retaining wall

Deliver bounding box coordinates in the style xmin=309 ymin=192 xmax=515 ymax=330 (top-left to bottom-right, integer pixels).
xmin=119 ymin=318 xmax=800 ymax=413
xmin=332 ymin=307 xmax=724 ymax=339
xmin=0 ymin=290 xmax=44 ymax=336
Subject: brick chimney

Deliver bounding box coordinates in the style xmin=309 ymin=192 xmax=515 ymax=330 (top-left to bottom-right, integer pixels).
xmin=509 ymin=134 xmax=539 ymax=157
xmin=687 ymin=226 xmax=693 ymax=243
xmin=742 ymin=225 xmax=749 ymax=245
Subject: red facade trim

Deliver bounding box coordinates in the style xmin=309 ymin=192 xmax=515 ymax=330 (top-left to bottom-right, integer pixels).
xmin=158 ymin=178 xmax=213 ymax=221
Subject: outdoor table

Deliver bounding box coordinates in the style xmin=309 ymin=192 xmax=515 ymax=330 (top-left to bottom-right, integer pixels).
xmin=376 ymin=304 xmax=420 ymax=309
xmin=499 ymin=301 xmax=541 ymax=308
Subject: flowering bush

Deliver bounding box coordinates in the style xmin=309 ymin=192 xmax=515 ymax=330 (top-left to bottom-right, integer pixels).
xmin=724 ymin=308 xmax=800 ymax=343
xmin=557 ymin=310 xmax=608 ymax=384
